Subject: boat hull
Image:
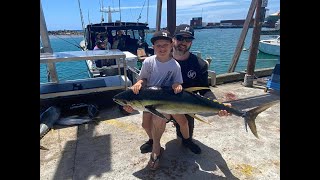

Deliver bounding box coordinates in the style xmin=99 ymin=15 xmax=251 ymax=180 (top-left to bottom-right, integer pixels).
xmin=258 ymin=39 xmax=280 ymax=56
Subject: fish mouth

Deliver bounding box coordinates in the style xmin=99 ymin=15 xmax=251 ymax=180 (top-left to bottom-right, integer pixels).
xmin=113 ymin=98 xmax=126 ymax=106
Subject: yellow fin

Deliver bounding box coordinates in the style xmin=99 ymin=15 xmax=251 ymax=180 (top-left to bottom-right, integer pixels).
xmin=184 ymin=87 xmax=210 ymax=93
xmin=188 ymin=114 xmax=211 ymax=125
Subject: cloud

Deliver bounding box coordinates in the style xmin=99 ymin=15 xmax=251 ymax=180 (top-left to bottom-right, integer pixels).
xmin=177 ymin=0 xmax=237 ymax=10
xmin=117 ymin=5 xmax=157 ymax=10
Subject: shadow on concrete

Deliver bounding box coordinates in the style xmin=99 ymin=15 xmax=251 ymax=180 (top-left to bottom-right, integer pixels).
xmin=52 ymin=123 xmax=111 ymax=180
xmin=222 ymin=93 xmax=279 ymax=109
xmin=132 ymin=139 xmax=239 ymax=180
xmin=95 ymin=104 xmax=141 ymax=121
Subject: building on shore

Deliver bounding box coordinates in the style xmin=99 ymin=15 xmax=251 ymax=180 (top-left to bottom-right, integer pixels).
xmin=190 ymin=17 xmax=203 ymax=29
xmin=203 ymin=22 xmax=220 ymax=29
xmin=263 ymin=11 xmax=280 ymax=28
xmin=192 ymin=18 xmax=254 ymax=29
xmin=219 ymin=19 xmax=254 ymax=28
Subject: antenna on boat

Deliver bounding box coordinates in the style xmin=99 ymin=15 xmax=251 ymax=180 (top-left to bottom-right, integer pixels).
xmin=119 ymin=0 xmax=121 ymax=22
xmin=99 ymin=0 xmax=104 ymax=23
xmin=100 ymin=2 xmax=119 ymax=23
xmin=88 ymin=10 xmax=91 ymax=24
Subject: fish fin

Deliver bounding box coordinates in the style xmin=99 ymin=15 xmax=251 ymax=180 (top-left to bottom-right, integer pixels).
xmin=244 ymin=100 xmax=280 ymax=138
xmin=40 ymin=145 xmax=49 ymax=151
xmin=188 ymin=114 xmax=211 ymax=125
xmin=145 ymin=106 xmax=171 ymax=121
xmin=184 ymin=87 xmax=210 ymax=93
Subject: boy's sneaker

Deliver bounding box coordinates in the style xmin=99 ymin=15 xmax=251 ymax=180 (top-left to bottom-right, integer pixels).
xmin=182 ymin=138 xmax=201 ymax=154
xmin=140 ymin=139 xmax=153 ymax=153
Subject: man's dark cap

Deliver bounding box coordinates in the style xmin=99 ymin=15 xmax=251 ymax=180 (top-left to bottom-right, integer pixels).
xmin=174 ymin=24 xmax=195 ymax=39
xmin=150 ymin=30 xmax=172 ymax=44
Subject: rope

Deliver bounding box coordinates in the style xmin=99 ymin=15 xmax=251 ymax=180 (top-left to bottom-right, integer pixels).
xmin=51 ymin=34 xmax=83 ymax=50
xmin=137 ymin=0 xmax=147 ymax=23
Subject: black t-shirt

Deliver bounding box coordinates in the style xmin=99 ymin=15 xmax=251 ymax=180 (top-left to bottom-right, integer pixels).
xmin=176 ymin=53 xmax=216 ymax=99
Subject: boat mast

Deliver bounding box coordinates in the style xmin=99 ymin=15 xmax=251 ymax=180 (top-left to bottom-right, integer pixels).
xmin=77 ymin=0 xmax=86 ymax=32
xmin=119 ymin=0 xmax=122 ymax=22
xmin=40 ymin=0 xmax=58 ymax=82
xmin=146 ymin=0 xmax=149 ymax=24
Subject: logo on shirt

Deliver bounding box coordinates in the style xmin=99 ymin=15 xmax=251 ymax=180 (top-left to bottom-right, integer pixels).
xmin=187 ymin=70 xmax=196 ymax=79
xmin=161 ymin=71 xmax=172 ymax=86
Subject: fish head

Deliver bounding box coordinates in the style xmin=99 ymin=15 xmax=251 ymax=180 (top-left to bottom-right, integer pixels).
xmin=113 ymin=90 xmax=142 ymax=108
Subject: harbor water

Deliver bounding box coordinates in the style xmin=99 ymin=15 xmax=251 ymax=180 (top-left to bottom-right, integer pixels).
xmin=40 ymin=28 xmax=279 ymax=83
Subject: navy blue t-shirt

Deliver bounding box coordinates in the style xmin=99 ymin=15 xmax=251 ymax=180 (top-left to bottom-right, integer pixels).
xmin=176 ymin=53 xmax=216 ymax=99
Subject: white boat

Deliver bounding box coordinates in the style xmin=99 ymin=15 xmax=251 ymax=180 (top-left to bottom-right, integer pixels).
xmin=81 ymin=22 xmax=152 ymax=78
xmin=258 ymin=35 xmax=280 ymax=56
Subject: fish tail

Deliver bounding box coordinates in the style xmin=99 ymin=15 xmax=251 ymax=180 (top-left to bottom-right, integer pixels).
xmin=243 ymin=100 xmax=279 ymax=138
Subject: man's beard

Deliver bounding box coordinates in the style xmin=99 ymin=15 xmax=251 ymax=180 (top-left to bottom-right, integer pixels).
xmin=173 ymin=44 xmax=191 ymax=56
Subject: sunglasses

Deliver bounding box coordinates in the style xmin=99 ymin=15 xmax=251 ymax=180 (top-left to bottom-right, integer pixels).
xmin=175 ymin=35 xmax=193 ymax=42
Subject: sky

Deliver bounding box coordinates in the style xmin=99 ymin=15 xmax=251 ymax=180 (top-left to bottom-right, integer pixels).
xmin=41 ymin=0 xmax=280 ymax=31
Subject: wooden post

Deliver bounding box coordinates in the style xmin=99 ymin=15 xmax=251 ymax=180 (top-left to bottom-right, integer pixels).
xmin=243 ymin=0 xmax=267 ymax=87
xmin=167 ymin=0 xmax=176 ymax=35
xmin=156 ymin=0 xmax=162 ymax=31
xmin=228 ymin=0 xmax=257 ymax=73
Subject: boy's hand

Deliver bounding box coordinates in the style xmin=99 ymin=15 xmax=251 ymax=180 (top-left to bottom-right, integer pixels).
xmin=172 ymin=83 xmax=183 ymax=94
xmin=130 ymin=82 xmax=142 ymax=94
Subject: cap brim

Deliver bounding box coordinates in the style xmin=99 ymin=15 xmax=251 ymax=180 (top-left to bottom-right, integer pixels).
xmin=151 ymin=36 xmax=172 ymax=44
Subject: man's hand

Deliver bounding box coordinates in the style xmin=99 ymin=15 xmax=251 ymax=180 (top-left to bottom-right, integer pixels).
xmin=218 ymin=103 xmax=232 ymax=116
xmin=172 ymin=83 xmax=183 ymax=94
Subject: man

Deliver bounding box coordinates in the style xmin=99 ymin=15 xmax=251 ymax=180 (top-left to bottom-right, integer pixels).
xmin=171 ymin=24 xmax=230 ymax=154
xmin=138 ymin=24 xmax=231 ymax=155
xmin=93 ymin=40 xmax=114 ymax=69
xmin=112 ymin=30 xmax=126 ymax=50
xmin=93 ymin=40 xmax=107 ymax=68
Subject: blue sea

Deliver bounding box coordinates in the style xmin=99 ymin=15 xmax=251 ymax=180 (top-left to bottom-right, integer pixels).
xmin=40 ymin=28 xmax=279 ymax=83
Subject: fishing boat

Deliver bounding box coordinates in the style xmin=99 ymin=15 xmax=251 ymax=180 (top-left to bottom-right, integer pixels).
xmin=80 ymin=22 xmax=153 ymax=78
xmin=258 ymin=35 xmax=280 ymax=56
xmin=78 ymin=1 xmax=154 ymax=78
xmin=40 ymin=2 xmax=133 ymax=112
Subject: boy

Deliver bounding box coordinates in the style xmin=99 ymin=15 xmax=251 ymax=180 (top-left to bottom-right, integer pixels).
xmin=127 ymin=30 xmax=190 ymax=170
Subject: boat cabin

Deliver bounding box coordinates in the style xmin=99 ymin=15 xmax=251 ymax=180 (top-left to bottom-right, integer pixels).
xmin=84 ymin=22 xmax=153 ymax=56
